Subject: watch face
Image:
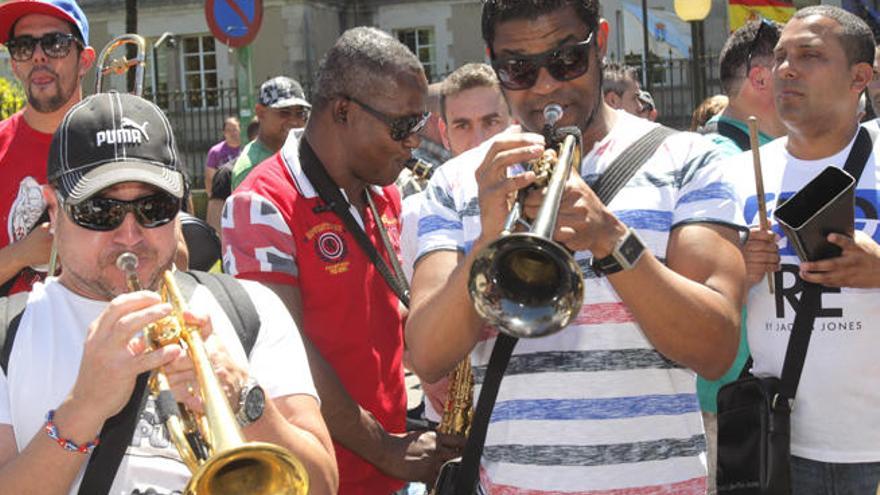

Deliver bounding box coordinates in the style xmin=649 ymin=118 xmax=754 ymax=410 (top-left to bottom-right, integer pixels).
xmin=244 ymin=385 xmax=266 ymax=422
xmin=618 ymin=232 xmax=644 ymax=263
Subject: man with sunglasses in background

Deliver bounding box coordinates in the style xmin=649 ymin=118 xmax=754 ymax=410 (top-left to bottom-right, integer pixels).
xmin=223 ymin=27 xmax=462 ymax=495
xmin=0 ymin=0 xmax=95 ymax=296
xmin=0 ymin=92 xmax=339 ymax=494
xmin=405 ymin=0 xmax=747 ymax=492
xmin=696 ymin=18 xmax=785 ymax=494
xmin=230 ymin=76 xmax=311 ymax=191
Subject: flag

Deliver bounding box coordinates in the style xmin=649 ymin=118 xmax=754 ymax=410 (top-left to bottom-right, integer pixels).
xmin=728 ymin=0 xmax=795 ymax=31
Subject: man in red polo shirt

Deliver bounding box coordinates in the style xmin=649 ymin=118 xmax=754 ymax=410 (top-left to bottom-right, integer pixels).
xmin=0 ymin=0 xmax=95 ymax=295
xmin=222 ymin=27 xmax=461 ymax=494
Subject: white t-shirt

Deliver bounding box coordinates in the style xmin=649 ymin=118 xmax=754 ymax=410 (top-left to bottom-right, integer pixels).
xmin=727 ymin=126 xmax=880 ymax=463
xmin=417 ymin=111 xmax=744 ymax=493
xmin=0 ymin=276 xmax=317 ymax=495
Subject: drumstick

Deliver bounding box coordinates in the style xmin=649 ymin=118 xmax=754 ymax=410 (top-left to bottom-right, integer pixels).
xmin=747 ymin=116 xmax=774 ymax=294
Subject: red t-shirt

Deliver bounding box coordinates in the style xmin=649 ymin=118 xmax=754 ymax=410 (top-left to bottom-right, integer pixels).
xmin=223 ymin=137 xmax=407 ymax=495
xmin=0 ymin=111 xmax=52 ymax=294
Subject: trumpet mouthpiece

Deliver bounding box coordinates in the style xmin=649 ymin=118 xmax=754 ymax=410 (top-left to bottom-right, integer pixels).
xmin=543 ymin=104 xmax=563 ymax=127
xmin=116 ymin=252 xmax=139 ymax=272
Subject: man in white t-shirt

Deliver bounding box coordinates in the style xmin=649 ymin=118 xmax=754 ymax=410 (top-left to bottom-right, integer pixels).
xmin=404 ymin=1 xmax=748 ymax=493
xmin=0 ymin=93 xmax=338 ymax=494
xmin=734 ymin=6 xmax=880 ymax=493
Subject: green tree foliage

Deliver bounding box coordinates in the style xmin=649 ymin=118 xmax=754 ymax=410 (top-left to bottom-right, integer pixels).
xmin=0 ymin=77 xmax=26 ymax=120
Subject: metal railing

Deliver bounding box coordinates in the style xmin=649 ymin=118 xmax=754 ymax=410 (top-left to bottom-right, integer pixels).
xmin=144 ymin=83 xmax=240 ymax=189
xmin=639 ymin=52 xmax=723 ymax=131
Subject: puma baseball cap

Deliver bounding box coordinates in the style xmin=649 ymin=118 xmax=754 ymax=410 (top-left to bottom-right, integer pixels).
xmin=48 ymin=92 xmax=184 ymax=205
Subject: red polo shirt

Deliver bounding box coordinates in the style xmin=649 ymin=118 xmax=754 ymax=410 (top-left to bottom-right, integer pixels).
xmin=222 ymin=136 xmax=406 ymax=495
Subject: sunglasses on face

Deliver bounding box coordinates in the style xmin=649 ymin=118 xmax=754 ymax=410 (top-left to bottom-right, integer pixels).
xmin=64 ymin=193 xmax=181 ymax=232
xmin=275 ymin=106 xmax=311 ymax=121
xmin=346 ymin=96 xmax=431 ymax=141
xmin=491 ymin=32 xmax=595 ymax=91
xmin=5 ymin=32 xmax=81 ymax=62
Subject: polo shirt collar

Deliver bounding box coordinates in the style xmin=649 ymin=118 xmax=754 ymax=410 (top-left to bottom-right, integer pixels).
xmin=279 ymin=129 xmax=386 ymax=202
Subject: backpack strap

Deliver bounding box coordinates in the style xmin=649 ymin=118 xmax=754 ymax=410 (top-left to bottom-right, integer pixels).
xmin=0 ymin=292 xmax=30 ymax=375
xmin=174 ymin=270 xmax=261 ymax=357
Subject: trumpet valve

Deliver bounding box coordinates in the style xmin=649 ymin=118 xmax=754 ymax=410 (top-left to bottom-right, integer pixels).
xmin=529 ymin=148 xmax=558 ymax=187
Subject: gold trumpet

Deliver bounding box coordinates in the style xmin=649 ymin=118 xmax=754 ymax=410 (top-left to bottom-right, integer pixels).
xmin=116 ymin=253 xmax=309 ymax=495
xmin=467 ymin=104 xmax=585 ymax=339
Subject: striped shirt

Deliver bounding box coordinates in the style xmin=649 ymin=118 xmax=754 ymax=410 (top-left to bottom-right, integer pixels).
xmin=416 ymin=111 xmax=744 ymax=494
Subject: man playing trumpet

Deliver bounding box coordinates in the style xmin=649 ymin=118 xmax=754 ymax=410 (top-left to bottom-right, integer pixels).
xmin=405 ymin=0 xmax=748 ymax=492
xmin=0 ymin=93 xmax=338 ymax=494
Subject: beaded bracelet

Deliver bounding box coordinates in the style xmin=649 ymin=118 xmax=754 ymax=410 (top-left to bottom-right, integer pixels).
xmin=44 ymin=409 xmax=100 ymax=454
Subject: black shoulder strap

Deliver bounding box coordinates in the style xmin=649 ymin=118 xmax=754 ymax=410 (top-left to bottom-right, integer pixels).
xmin=175 ymin=270 xmax=261 ymax=357
xmin=77 ymin=372 xmax=150 ymax=494
xmin=299 ymin=138 xmax=411 ymax=308
xmin=78 ymin=271 xmax=261 ymax=494
xmin=591 ymin=125 xmax=678 ymax=204
xmin=716 ymin=120 xmax=753 ymax=151
xmin=454 ymin=125 xmax=676 ymax=493
xmin=772 ymin=126 xmax=873 ymax=405
xmin=0 ymin=292 xmax=30 ymax=375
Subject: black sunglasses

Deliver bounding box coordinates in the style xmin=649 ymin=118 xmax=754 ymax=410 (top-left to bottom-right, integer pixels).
xmin=746 ymin=18 xmax=776 ymax=74
xmin=347 ymin=96 xmax=430 ymax=141
xmin=491 ymin=32 xmax=595 ymax=91
xmin=5 ymin=32 xmax=81 ymax=62
xmin=64 ymin=193 xmax=181 ymax=232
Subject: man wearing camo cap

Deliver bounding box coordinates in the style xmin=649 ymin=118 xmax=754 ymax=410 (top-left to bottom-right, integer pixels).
xmin=231 ymin=76 xmax=311 ymax=189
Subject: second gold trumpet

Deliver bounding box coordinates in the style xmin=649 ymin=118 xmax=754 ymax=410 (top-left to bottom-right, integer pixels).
xmin=116 ymin=253 xmax=308 ymax=495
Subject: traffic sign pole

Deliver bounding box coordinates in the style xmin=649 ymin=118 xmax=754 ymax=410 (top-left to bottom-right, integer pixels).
xmin=236 ymin=45 xmax=255 ymax=142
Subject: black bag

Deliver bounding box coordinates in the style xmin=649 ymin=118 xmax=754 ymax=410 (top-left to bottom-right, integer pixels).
xmin=716 ymin=371 xmax=793 ymax=494
xmin=716 ymin=126 xmax=874 ymax=494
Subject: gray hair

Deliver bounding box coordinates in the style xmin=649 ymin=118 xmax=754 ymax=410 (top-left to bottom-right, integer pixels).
xmin=312 ymin=27 xmax=424 ymax=111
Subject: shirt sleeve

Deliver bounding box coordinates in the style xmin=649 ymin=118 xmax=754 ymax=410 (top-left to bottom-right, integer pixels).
xmin=241 ymin=281 xmax=318 ymax=402
xmin=669 ymin=133 xmax=747 ymax=232
xmin=221 ymin=191 xmax=299 ymax=286
xmin=415 ymin=167 xmax=466 ymax=262
xmin=205 ymin=147 xmax=220 ymax=170
xmin=0 ymin=371 xmax=10 ymax=425
xmin=400 ymin=193 xmax=423 ymax=283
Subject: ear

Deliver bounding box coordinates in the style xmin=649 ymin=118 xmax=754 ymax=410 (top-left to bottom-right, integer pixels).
xmin=746 ymin=65 xmax=769 ymax=92
xmin=438 ymin=117 xmax=451 ymax=151
xmin=332 ymin=98 xmax=349 ymax=124
xmin=597 ymin=19 xmax=610 ymax=59
xmin=78 ymin=46 xmax=96 ymax=78
xmin=254 ymin=104 xmax=267 ymax=120
xmin=851 ymin=61 xmax=873 ymax=94
xmin=43 ymin=186 xmax=59 ymax=229
xmin=604 ymin=91 xmax=620 ymax=108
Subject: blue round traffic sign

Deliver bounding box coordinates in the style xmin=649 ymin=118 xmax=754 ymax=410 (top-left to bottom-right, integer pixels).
xmin=205 ymin=0 xmax=263 ymax=48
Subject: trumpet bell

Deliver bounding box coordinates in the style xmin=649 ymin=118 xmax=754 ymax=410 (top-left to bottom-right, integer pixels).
xmin=186 ymin=442 xmax=309 ymax=495
xmin=469 ymin=233 xmax=584 ymax=338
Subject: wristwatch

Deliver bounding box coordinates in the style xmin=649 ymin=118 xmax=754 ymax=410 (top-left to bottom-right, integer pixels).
xmin=235 ymin=378 xmax=266 ymax=427
xmin=590 ymin=227 xmax=646 ymax=276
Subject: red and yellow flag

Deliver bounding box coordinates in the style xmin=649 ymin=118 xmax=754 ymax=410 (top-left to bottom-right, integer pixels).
xmin=728 ymin=0 xmax=795 ymax=31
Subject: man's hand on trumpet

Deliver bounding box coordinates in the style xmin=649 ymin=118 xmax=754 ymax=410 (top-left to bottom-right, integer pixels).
xmin=473 ymin=126 xmax=541 ymax=239
xmin=70 ymin=291 xmax=182 ymax=422
xmin=521 ymin=171 xmax=628 ymax=258
xmin=162 ymin=309 xmax=249 ymax=414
